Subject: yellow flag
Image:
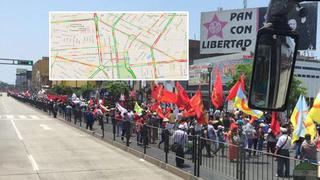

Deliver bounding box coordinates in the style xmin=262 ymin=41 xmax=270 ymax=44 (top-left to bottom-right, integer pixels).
xmin=234 ymin=87 xmax=263 ymax=118
xmin=134 ymin=102 xmax=143 ymax=116
xmin=308 ymin=91 xmax=320 ymax=124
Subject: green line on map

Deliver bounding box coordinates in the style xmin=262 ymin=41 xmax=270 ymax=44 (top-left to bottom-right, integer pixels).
xmin=124 ymin=52 xmax=136 ymax=79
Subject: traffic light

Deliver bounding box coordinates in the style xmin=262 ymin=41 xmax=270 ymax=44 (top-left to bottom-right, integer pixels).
xmin=18 ymin=60 xmax=33 ymax=66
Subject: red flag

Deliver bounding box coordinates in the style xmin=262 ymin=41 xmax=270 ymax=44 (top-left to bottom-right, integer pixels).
xmin=156 ymin=108 xmax=166 ymax=119
xmin=160 ymin=89 xmax=177 ymax=103
xmin=58 ymin=95 xmax=68 ymax=102
xmin=226 ymin=75 xmax=245 ymax=101
xmin=130 ymin=90 xmax=136 ymax=99
xmin=198 ymin=111 xmax=209 ymax=125
xmin=211 ymin=69 xmax=224 ymax=108
xmin=189 ymin=89 xmax=204 ymax=123
xmin=149 ymin=102 xmax=160 ymax=112
xmin=89 ymin=98 xmax=94 ymax=106
xmin=151 ymin=84 xmax=163 ymax=100
xmin=182 ymin=108 xmax=196 ymax=117
xmin=270 ymin=112 xmax=281 ymax=136
xmin=249 ymin=116 xmax=257 ymax=124
xmin=176 ymin=82 xmax=190 ymax=110
xmin=47 ymin=94 xmax=57 ymax=100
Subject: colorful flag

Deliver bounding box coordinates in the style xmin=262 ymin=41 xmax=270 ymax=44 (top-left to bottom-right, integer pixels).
xmin=176 ymin=82 xmax=190 ymax=109
xmin=211 ymin=68 xmax=224 ymax=108
xmin=234 ymin=87 xmax=263 ymax=118
xmin=270 ymin=112 xmax=281 ymax=136
xmin=134 ymin=102 xmax=143 ymax=116
xmin=291 ymin=95 xmax=317 ymax=143
xmin=226 ymin=75 xmax=245 ymax=101
xmin=308 ymin=91 xmax=320 ymax=124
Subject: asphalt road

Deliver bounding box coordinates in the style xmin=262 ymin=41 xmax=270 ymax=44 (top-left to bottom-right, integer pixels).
xmin=0 ymin=93 xmax=182 ymax=180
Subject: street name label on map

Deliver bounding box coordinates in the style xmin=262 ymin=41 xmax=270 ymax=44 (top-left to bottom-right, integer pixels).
xmin=49 ymin=12 xmax=188 ymax=80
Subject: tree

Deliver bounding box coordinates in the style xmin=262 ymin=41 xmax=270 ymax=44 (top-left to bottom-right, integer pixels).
xmin=226 ymin=64 xmax=252 ymax=93
xmin=226 ymin=64 xmax=307 ymax=111
xmin=288 ymin=77 xmax=307 ymax=110
xmin=102 ymin=82 xmax=130 ymax=105
xmin=49 ymin=84 xmax=73 ymax=95
xmin=75 ymin=83 xmax=95 ymax=97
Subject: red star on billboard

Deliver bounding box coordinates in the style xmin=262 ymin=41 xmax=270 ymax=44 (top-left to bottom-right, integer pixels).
xmin=203 ymin=14 xmax=228 ymax=39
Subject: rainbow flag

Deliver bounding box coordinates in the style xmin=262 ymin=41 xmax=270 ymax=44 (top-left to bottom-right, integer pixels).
xmin=234 ymin=87 xmax=263 ymax=118
xmin=291 ymin=95 xmax=316 ymax=143
xmin=308 ymin=91 xmax=320 ymax=124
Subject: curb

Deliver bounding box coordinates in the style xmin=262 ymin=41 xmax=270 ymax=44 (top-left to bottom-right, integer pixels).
xmin=55 ymin=116 xmax=201 ymax=180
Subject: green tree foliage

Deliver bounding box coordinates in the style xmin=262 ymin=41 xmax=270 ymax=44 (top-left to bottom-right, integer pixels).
xmin=226 ymin=64 xmax=252 ymax=93
xmin=226 ymin=64 xmax=307 ymax=110
xmin=49 ymin=84 xmax=73 ymax=95
xmin=288 ymin=77 xmax=307 ymax=109
xmin=75 ymin=83 xmax=95 ymax=97
xmin=102 ymin=82 xmax=130 ymax=103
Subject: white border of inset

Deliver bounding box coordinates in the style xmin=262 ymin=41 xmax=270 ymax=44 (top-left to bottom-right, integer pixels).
xmin=49 ymin=11 xmax=189 ymax=81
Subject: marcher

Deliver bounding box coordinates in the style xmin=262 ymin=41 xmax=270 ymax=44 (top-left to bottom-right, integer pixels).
xmin=266 ymin=129 xmax=277 ymax=154
xmin=213 ymin=125 xmax=226 ymax=156
xmin=172 ymin=124 xmax=188 ymax=168
xmin=275 ymin=127 xmax=291 ymax=177
xmin=53 ymin=102 xmax=58 ymax=118
xmin=228 ymin=123 xmax=239 ymax=162
xmin=66 ymin=104 xmax=72 ymax=122
xmin=300 ymin=134 xmax=318 ymax=164
xmin=86 ymin=109 xmax=94 ymax=131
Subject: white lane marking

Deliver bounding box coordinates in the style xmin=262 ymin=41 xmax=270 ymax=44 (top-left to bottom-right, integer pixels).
xmin=40 ymin=124 xmax=51 ymax=130
xmin=1 ymin=100 xmax=9 ymax=113
xmin=28 ymin=155 xmax=39 ymax=171
xmin=10 ymin=119 xmax=23 ymax=140
xmin=6 ymin=115 xmax=14 ymax=119
xmin=40 ymin=115 xmax=50 ymax=119
xmin=18 ymin=115 xmax=27 ymax=119
xmin=30 ymin=115 xmax=40 ymax=120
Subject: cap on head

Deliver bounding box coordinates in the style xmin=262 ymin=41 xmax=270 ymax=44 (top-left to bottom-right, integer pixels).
xmin=280 ymin=127 xmax=287 ymax=133
xmin=178 ymin=124 xmax=185 ymax=130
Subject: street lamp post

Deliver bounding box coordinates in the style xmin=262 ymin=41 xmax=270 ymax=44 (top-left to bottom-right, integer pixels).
xmin=207 ymin=63 xmax=213 ymax=113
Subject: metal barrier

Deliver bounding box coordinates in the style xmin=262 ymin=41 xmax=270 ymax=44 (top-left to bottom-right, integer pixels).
xmin=11 ymin=95 xmax=319 ymax=180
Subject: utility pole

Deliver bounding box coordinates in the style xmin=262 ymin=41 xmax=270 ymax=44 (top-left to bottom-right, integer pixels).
xmin=243 ymin=0 xmax=247 ymax=8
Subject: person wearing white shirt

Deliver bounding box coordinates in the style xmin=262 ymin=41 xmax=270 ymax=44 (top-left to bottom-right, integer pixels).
xmin=275 ymin=127 xmax=291 ymax=177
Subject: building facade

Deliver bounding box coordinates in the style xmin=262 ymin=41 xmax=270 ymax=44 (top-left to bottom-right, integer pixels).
xmin=32 ymin=57 xmax=51 ymax=90
xmin=15 ymin=69 xmax=28 ymax=90
xmin=294 ymin=55 xmax=320 ymax=103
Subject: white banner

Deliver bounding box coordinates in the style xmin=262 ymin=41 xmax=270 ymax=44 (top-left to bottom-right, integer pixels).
xmin=200 ymin=8 xmax=258 ymax=54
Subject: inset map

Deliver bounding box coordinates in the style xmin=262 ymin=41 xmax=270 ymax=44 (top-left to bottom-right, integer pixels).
xmin=49 ymin=12 xmax=188 ymax=80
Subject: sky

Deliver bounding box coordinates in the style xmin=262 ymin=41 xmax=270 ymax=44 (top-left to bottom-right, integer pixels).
xmin=0 ymin=0 xmax=318 ymax=84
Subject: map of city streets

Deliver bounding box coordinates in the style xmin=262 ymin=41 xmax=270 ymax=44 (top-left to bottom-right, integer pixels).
xmin=50 ymin=12 xmax=188 ymax=80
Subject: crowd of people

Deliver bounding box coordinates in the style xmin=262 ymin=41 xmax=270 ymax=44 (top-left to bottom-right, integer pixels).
xmin=8 ymin=91 xmax=320 ymax=177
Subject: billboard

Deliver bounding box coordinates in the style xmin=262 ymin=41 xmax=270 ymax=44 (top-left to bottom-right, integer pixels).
xmin=188 ymin=53 xmax=253 ymax=86
xmin=200 ymin=8 xmax=259 ymax=54
xmin=200 ymin=3 xmax=317 ymax=54
xmin=258 ymin=2 xmax=317 ymax=50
